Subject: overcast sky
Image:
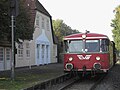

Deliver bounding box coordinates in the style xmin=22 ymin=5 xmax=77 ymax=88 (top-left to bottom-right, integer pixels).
xmin=39 ymin=0 xmax=120 ymax=40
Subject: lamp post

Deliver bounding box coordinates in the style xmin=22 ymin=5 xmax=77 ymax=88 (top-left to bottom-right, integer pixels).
xmin=10 ymin=0 xmax=19 ymax=80
xmin=11 ymin=15 xmax=15 ymax=80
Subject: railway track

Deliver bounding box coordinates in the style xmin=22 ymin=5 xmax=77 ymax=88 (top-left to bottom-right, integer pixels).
xmin=45 ymin=74 xmax=79 ymax=90
xmin=24 ymin=73 xmax=77 ymax=90
xmin=24 ymin=72 xmax=106 ymax=90
xmin=59 ymin=74 xmax=107 ymax=90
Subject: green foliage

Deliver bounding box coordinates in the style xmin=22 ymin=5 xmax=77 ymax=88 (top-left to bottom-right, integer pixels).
xmin=52 ymin=19 xmax=80 ymax=43
xmin=111 ymin=5 xmax=120 ymax=50
xmin=52 ymin=19 xmax=63 ymax=42
xmin=0 ymin=0 xmax=34 ymax=42
xmin=0 ymin=0 xmax=10 ymax=41
xmin=52 ymin=19 xmax=80 ymax=54
xmin=16 ymin=1 xmax=33 ymax=41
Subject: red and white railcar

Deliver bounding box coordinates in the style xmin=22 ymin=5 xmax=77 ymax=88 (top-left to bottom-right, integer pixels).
xmin=63 ymin=32 xmax=116 ymax=74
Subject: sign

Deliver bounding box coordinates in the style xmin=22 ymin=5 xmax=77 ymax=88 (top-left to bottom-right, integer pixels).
xmin=77 ymin=55 xmax=92 ymax=60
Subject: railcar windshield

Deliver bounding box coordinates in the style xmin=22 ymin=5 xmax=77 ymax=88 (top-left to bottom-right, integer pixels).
xmin=85 ymin=40 xmax=100 ymax=52
xmin=64 ymin=39 xmax=109 ymax=53
xmin=64 ymin=40 xmax=83 ymax=53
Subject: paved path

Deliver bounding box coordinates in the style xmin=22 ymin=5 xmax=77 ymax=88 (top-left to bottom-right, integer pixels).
xmin=0 ymin=63 xmax=64 ymax=81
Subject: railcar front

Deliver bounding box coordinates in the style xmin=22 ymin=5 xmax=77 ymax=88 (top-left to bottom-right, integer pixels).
xmin=63 ymin=33 xmax=113 ymax=74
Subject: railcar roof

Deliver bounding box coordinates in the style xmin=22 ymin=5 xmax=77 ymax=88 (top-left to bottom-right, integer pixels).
xmin=64 ymin=33 xmax=108 ymax=40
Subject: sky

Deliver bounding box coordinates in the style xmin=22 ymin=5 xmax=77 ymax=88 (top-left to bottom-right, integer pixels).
xmin=39 ymin=0 xmax=120 ymax=40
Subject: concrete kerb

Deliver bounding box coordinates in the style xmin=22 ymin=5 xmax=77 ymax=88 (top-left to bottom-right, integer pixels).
xmin=23 ymin=73 xmax=70 ymax=90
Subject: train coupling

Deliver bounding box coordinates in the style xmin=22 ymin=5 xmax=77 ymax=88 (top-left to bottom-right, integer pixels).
xmin=82 ymin=65 xmax=86 ymax=77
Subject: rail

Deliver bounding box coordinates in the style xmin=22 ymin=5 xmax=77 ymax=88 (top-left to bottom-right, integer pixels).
xmin=23 ymin=73 xmax=72 ymax=90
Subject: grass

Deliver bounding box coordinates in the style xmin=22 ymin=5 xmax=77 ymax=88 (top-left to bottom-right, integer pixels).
xmin=0 ymin=72 xmax=62 ymax=90
xmin=0 ymin=65 xmax=63 ymax=90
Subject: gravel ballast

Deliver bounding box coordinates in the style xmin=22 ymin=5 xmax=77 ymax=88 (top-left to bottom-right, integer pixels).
xmin=94 ymin=61 xmax=120 ymax=90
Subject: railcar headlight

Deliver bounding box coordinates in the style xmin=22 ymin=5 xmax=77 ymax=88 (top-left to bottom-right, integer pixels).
xmin=93 ymin=63 xmax=101 ymax=70
xmin=69 ymin=57 xmax=73 ymax=61
xmin=96 ymin=56 xmax=100 ymax=60
xmin=66 ymin=63 xmax=73 ymax=70
xmin=82 ymin=34 xmax=86 ymax=39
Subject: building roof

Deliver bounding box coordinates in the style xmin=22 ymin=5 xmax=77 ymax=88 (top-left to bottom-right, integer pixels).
xmin=22 ymin=0 xmax=57 ymax=44
xmin=35 ymin=0 xmax=51 ymax=17
xmin=22 ymin=0 xmax=58 ymax=44
xmin=35 ymin=0 xmax=58 ymax=44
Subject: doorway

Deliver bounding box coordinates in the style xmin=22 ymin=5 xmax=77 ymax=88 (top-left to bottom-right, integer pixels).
xmin=0 ymin=47 xmax=11 ymax=71
xmin=36 ymin=44 xmax=50 ymax=65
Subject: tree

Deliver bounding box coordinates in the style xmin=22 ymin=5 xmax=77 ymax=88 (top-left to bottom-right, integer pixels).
xmin=52 ymin=19 xmax=80 ymax=49
xmin=52 ymin=19 xmax=79 ymax=43
xmin=0 ymin=0 xmax=10 ymax=41
xmin=111 ymin=5 xmax=120 ymax=50
xmin=52 ymin=19 xmax=63 ymax=42
xmin=52 ymin=19 xmax=80 ymax=62
xmin=16 ymin=0 xmax=33 ymax=41
xmin=0 ymin=0 xmax=34 ymax=42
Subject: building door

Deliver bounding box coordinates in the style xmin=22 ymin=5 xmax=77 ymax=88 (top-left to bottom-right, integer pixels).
xmin=36 ymin=44 xmax=50 ymax=65
xmin=36 ymin=44 xmax=45 ymax=65
xmin=46 ymin=45 xmax=48 ymax=64
xmin=0 ymin=47 xmax=11 ymax=71
xmin=36 ymin=44 xmax=40 ymax=65
xmin=46 ymin=45 xmax=50 ymax=64
xmin=0 ymin=47 xmax=4 ymax=71
xmin=41 ymin=45 xmax=45 ymax=64
xmin=5 ymin=48 xmax=11 ymax=70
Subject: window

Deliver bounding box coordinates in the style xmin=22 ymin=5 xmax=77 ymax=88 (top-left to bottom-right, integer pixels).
xmin=26 ymin=43 xmax=30 ymax=58
xmin=42 ymin=17 xmax=45 ymax=29
xmin=64 ymin=40 xmax=100 ymax=53
xmin=18 ymin=43 xmax=23 ymax=58
xmin=64 ymin=40 xmax=83 ymax=53
xmin=18 ymin=49 xmax=23 ymax=57
xmin=36 ymin=16 xmax=39 ymax=26
xmin=6 ymin=48 xmax=11 ymax=60
xmin=101 ymin=39 xmax=109 ymax=52
xmin=69 ymin=40 xmax=83 ymax=53
xmin=46 ymin=19 xmax=49 ymax=31
xmin=0 ymin=48 xmax=4 ymax=61
xmin=26 ymin=43 xmax=30 ymax=57
xmin=26 ymin=50 xmax=30 ymax=57
xmin=85 ymin=40 xmax=100 ymax=52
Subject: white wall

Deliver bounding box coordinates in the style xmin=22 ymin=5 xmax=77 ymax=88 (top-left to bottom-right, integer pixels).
xmin=15 ymin=11 xmax=57 ymax=67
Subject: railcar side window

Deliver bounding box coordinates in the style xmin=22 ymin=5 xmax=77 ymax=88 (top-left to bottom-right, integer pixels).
xmin=85 ymin=40 xmax=100 ymax=52
xmin=64 ymin=40 xmax=68 ymax=52
xmin=101 ymin=39 xmax=109 ymax=52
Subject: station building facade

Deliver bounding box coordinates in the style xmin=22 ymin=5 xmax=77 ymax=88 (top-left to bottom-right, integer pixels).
xmin=0 ymin=0 xmax=57 ymax=71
